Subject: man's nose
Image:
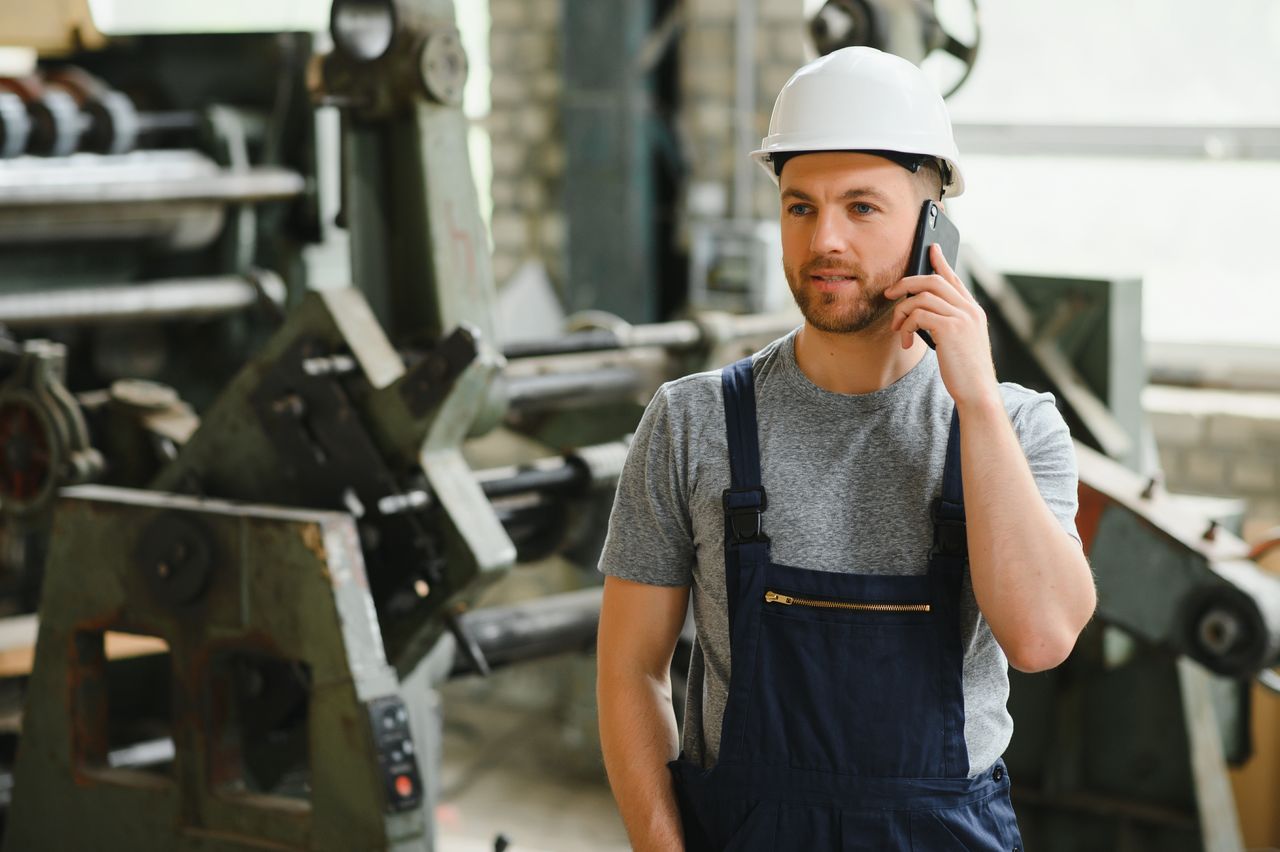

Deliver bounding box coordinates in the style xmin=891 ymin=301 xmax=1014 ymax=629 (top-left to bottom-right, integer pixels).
xmin=810 ymin=209 xmax=851 ymax=255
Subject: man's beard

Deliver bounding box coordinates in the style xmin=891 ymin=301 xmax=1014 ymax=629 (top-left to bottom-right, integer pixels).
xmin=784 ymin=252 xmax=906 ymax=334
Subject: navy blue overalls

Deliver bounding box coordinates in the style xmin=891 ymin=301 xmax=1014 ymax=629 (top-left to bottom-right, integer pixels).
xmin=668 ymin=357 xmax=1024 ymax=851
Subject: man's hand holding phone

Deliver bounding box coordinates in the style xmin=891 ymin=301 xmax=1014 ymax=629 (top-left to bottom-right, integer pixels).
xmin=885 ymin=243 xmax=1000 ymax=411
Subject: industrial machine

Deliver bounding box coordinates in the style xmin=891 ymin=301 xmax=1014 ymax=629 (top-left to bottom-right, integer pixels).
xmin=968 ymin=260 xmax=1280 ymax=852
xmin=0 ymin=1 xmax=1278 ymax=850
xmin=0 ymin=7 xmax=793 ymax=849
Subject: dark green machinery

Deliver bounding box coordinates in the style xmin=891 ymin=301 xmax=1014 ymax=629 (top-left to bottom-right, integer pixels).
xmin=0 ymin=5 xmax=792 ymax=848
xmin=967 ymin=257 xmax=1280 ymax=852
xmin=0 ymin=2 xmax=516 ymax=848
xmin=9 ymin=488 xmax=433 ymax=850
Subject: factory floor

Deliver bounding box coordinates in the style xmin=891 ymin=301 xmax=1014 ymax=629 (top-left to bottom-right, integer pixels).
xmin=436 ymin=657 xmax=631 ymax=852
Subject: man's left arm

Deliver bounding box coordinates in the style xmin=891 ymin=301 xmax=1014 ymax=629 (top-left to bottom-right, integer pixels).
xmin=887 ymin=243 xmax=1097 ymax=672
xmin=950 ymin=394 xmax=1096 ymax=672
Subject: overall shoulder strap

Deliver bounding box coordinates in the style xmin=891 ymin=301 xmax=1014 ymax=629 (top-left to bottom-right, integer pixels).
xmin=722 ymin=357 xmax=762 ymax=496
xmin=720 ymin=357 xmax=769 ymax=630
xmin=932 ymin=407 xmax=967 ymax=558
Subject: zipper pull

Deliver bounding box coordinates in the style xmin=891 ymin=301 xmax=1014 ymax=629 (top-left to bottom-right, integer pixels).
xmin=764 ymin=591 xmax=793 ymax=605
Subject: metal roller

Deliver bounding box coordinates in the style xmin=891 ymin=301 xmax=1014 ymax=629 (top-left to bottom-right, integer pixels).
xmin=504 ymin=366 xmax=646 ymax=412
xmin=0 ymin=150 xmax=304 ymax=248
xmin=0 ymin=272 xmax=286 ymax=329
xmin=0 ymin=92 xmax=30 ymax=159
xmin=1077 ymin=443 xmax=1280 ymax=677
xmin=450 ymin=587 xmax=603 ymax=677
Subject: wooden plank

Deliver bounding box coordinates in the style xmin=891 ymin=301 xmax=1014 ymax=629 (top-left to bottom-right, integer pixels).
xmin=0 ymin=617 xmax=168 ymax=678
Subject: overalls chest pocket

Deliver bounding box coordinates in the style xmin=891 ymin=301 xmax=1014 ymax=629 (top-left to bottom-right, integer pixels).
xmin=743 ymin=563 xmax=951 ymax=779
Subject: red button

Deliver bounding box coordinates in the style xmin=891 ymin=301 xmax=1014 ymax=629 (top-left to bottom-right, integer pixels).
xmin=394 ymin=774 xmax=414 ymax=798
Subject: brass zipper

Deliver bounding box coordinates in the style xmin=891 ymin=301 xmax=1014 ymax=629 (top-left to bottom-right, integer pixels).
xmin=764 ymin=590 xmax=930 ymax=613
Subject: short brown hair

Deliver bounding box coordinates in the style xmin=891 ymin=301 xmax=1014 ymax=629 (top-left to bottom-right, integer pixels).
xmin=913 ymin=158 xmax=944 ymax=202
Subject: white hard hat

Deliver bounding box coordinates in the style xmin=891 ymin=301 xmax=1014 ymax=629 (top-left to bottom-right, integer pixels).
xmin=751 ymin=46 xmax=965 ymax=197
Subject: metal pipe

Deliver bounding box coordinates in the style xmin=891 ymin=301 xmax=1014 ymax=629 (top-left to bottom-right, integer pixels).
xmin=0 ymin=151 xmax=304 ymax=206
xmin=0 ymin=273 xmax=285 ymax=328
xmin=622 ymin=318 xmax=707 ymax=349
xmin=503 ymin=312 xmax=796 ymax=362
xmin=502 ymin=320 xmax=710 ymax=359
xmin=0 ymin=736 xmax=180 ymax=809
xmin=498 ymin=313 xmax=800 ymax=415
xmin=380 ymin=442 xmax=628 ymax=519
xmin=0 ymin=166 xmax=303 ymax=204
xmin=504 ymin=366 xmax=644 ymax=412
xmin=134 ymin=111 xmax=201 ymax=135
xmin=450 ymin=587 xmax=603 ymax=677
xmin=478 ymin=463 xmax=583 ymax=499
xmin=0 ymin=150 xmax=303 ymax=247
xmin=503 ymin=329 xmax=623 ymax=359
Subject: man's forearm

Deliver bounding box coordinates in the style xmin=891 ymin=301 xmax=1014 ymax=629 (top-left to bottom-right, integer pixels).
xmin=598 ymin=668 xmax=685 ymax=851
xmin=956 ymin=394 xmax=1096 ymax=672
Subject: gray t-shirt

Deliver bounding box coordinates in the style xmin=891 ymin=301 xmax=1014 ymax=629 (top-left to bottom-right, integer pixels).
xmin=598 ymin=328 xmax=1081 ymax=777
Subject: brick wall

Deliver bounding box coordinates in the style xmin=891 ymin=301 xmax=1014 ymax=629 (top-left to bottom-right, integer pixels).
xmin=680 ymin=0 xmax=809 ymax=220
xmin=487 ymin=0 xmax=808 ymax=293
xmin=1145 ymin=385 xmax=1280 ymax=534
xmin=487 ymin=0 xmax=565 ymax=288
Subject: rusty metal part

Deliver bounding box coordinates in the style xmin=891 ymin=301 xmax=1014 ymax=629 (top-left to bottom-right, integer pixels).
xmin=0 ymin=339 xmax=102 ymax=518
xmin=1247 ymin=527 xmax=1280 ymax=563
xmin=1076 ymin=443 xmax=1280 ymax=676
xmin=3 ymin=486 xmax=428 ymax=850
xmin=0 ymin=397 xmax=50 ymax=506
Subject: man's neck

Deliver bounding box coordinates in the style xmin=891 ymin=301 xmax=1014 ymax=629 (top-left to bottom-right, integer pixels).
xmin=794 ymin=321 xmax=928 ymax=395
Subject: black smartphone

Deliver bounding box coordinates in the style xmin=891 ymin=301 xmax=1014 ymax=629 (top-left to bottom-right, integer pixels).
xmin=904 ymin=199 xmax=961 ymax=350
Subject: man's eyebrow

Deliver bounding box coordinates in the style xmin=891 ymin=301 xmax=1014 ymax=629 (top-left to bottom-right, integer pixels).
xmin=779 ymin=187 xmax=892 ymax=203
xmin=840 ymin=187 xmax=891 ymax=203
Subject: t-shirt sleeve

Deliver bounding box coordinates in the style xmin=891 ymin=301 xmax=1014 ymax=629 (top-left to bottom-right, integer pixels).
xmin=1011 ymin=393 xmax=1082 ymax=545
xmin=597 ymin=384 xmax=696 ymax=586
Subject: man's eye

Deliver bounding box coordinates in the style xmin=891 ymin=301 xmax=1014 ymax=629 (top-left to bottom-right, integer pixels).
xmin=786 ymin=203 xmax=812 ymax=216
xmin=852 ymin=203 xmax=875 ymax=215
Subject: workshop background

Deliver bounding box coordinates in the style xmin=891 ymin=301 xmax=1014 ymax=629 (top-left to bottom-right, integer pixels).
xmin=0 ymin=0 xmax=1278 ymax=850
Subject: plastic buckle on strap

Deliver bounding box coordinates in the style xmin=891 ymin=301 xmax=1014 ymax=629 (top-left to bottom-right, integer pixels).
xmin=722 ymin=486 xmax=769 ymax=544
xmin=930 ymin=497 xmax=968 ymax=558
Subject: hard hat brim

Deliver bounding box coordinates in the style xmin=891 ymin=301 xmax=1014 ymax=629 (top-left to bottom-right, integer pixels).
xmin=750 ymin=146 xmax=965 ymax=197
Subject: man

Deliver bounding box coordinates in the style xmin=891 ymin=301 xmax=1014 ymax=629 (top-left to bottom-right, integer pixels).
xmin=596 ymin=46 xmax=1095 ymax=851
